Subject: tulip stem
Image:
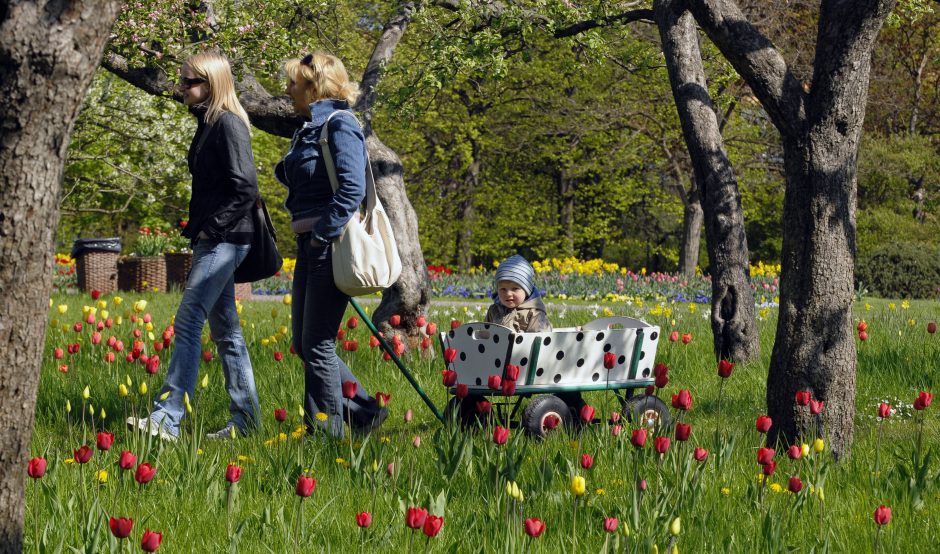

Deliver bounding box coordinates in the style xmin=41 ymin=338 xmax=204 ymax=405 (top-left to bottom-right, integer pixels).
xmin=570 ymin=497 xmax=578 ymax=551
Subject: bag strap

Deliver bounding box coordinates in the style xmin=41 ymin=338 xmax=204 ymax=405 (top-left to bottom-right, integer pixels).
xmin=318 ymin=110 xmax=377 ymax=212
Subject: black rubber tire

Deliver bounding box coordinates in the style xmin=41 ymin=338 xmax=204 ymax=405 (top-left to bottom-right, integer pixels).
xmin=624 ymin=394 xmax=672 ymax=429
xmin=444 ymin=395 xmax=489 ymax=429
xmin=521 ymin=395 xmax=573 ymax=439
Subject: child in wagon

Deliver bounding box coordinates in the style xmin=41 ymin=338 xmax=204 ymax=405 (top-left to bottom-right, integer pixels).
xmin=485 ymin=254 xmax=552 ymax=333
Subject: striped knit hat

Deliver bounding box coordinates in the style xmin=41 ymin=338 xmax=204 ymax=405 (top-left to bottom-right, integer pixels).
xmin=495 ymin=254 xmax=535 ymax=298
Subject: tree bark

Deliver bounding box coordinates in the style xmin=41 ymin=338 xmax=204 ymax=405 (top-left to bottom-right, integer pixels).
xmin=676 ymin=191 xmax=703 ymax=277
xmin=655 ymin=0 xmax=760 ymax=362
xmin=0 ymin=1 xmax=121 ymax=551
xmin=686 ymin=0 xmax=896 ymax=458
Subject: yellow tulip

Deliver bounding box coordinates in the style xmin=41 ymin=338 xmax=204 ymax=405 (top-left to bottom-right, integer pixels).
xmin=670 ymin=517 xmax=681 ymax=536
xmin=119 ymin=384 xmax=129 ymax=397
xmin=279 ymin=325 xmax=289 ymax=336
xmin=125 ymin=375 xmax=132 ymax=387
xmin=97 ymin=300 xmax=107 ymax=310
xmin=229 ymin=426 xmax=237 ymax=440
xmin=81 ymin=386 xmax=90 ymax=400
xmin=801 ymin=443 xmax=810 ymax=457
xmin=372 ymin=459 xmax=380 ymax=473
xmin=51 ymin=319 xmax=59 ymax=328
xmin=65 ymin=400 xmax=71 ymax=413
xmin=133 ymin=300 xmax=147 ymax=313
xmin=88 ymin=404 xmax=94 ymax=416
xmin=48 ymin=298 xmax=53 ymax=308
xmin=57 ymin=304 xmax=68 ymax=315
xmin=100 ymin=310 xmax=109 ymax=320
xmin=113 ymin=296 xmax=123 ymax=305
xmin=145 ymin=322 xmax=154 ymax=332
xmin=99 ymin=408 xmax=106 ymax=420
xmin=271 ymin=308 xmax=279 ymax=319
xmin=200 ymin=374 xmax=209 ymax=389
xmin=570 ymin=475 xmax=586 ymax=497
xmin=813 ymin=438 xmax=825 ymax=453
xmin=139 ymin=382 xmax=148 ymax=395
xmin=95 ymin=469 xmax=108 ymax=483
xmin=282 ymin=294 xmax=292 ymax=306
xmin=61 ymin=324 xmax=69 ymax=333
xmin=158 ymin=391 xmax=170 ymax=401
xmin=115 ymin=316 xmax=123 ymax=325
xmin=261 ymin=338 xmax=270 ymax=347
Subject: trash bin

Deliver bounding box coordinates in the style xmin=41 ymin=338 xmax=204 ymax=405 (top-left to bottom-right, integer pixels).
xmin=71 ymin=238 xmax=121 ymax=294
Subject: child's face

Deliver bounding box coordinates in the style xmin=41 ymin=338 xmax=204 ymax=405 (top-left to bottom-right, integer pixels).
xmin=497 ymin=280 xmax=527 ymax=309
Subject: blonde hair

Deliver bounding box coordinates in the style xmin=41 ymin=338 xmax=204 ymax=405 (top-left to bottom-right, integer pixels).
xmin=284 ymin=51 xmax=360 ymax=106
xmin=184 ymin=52 xmax=251 ymax=129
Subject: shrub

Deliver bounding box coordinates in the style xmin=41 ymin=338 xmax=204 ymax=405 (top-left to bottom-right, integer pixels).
xmin=856 ymin=241 xmax=940 ymax=299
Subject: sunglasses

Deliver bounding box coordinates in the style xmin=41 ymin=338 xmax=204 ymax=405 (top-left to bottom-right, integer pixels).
xmin=300 ymin=54 xmax=314 ymax=66
xmin=179 ymin=77 xmax=207 ymax=89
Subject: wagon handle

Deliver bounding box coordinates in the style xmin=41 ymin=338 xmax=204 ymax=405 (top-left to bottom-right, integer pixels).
xmin=349 ymin=299 xmax=445 ymax=423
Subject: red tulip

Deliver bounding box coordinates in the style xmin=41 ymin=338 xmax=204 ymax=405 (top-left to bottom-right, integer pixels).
xmin=603 ymin=352 xmax=616 ymax=370
xmin=873 ymin=505 xmax=891 ymax=526
xmin=654 ymin=436 xmax=671 ymax=454
xmin=375 ymin=392 xmax=391 ymax=408
xmin=105 ymin=352 xmax=116 ymax=363
xmin=455 ymin=384 xmax=469 ymax=398
xmin=878 ymin=403 xmax=891 ymax=419
xmin=717 ymin=359 xmax=734 ymax=378
xmin=416 ymin=315 xmax=427 ymax=328
xmin=693 ymin=447 xmax=708 ymax=462
xmin=450 ymin=319 xmax=461 ymax=330
xmin=580 ymin=454 xmax=594 ymax=469
xmin=523 ymin=518 xmax=546 ymax=538
xmin=91 ymin=332 xmax=102 ymax=345
xmin=389 ymin=314 xmax=401 ymax=327
xmin=443 ymin=348 xmax=458 ymax=364
xmin=631 ymin=428 xmax=647 ymax=448
xmin=653 ymin=363 xmax=668 ymax=378
xmin=671 ymin=389 xmax=693 ymax=411
xmin=135 ymin=463 xmax=156 ymax=484
xmin=422 ymin=515 xmax=444 ymax=537
xmin=342 ymin=381 xmax=358 ymax=400
xmin=336 ymin=329 xmax=346 ymax=341
xmin=493 ymin=425 xmax=510 ymax=445
xmin=140 ymin=529 xmax=162 ymax=552
xmin=809 ymin=399 xmax=824 ymax=415
xmin=426 ymin=322 xmax=438 ymax=335
xmin=795 ymin=390 xmax=811 ymax=406
xmin=117 ymin=452 xmax=137 ymax=471
xmin=644 ymin=385 xmax=656 ymax=396
xmin=27 ymin=457 xmax=47 ymax=479
xmin=544 ymin=414 xmax=560 ymax=430
xmin=487 ymin=375 xmax=502 ymax=391
xmin=295 ymin=475 xmax=316 ymax=497
xmin=761 ymin=460 xmax=777 ymax=476
xmin=346 ymin=316 xmax=359 ymax=329
xmin=681 ymin=333 xmax=692 ymax=344
xmin=73 ymin=322 xmax=83 ymax=333
xmin=603 ymin=517 xmax=618 ymax=533
xmin=404 ymin=409 xmax=413 ymax=423
xmin=857 ymin=321 xmax=868 ymax=333
xmin=53 ymin=347 xmax=64 ymax=359
xmin=343 ymin=339 xmax=359 ymax=351
xmin=476 ymin=400 xmax=492 ymax=414
xmin=859 ymin=330 xmax=869 ymax=341
xmin=757 ymin=447 xmax=775 ymax=465
xmin=369 ymin=336 xmax=380 ymax=348
xmin=913 ymin=391 xmax=933 ymax=410
xmin=273 ymin=351 xmax=283 ymax=362
xmin=787 ymin=445 xmax=802 ymax=460
xmin=356 ymin=511 xmax=372 ymax=528
xmin=91 ymin=289 xmax=101 ymax=300
xmin=609 ymin=411 xmax=621 ymax=423
xmin=420 ymin=337 xmax=431 ymax=350
xmin=928 ymin=322 xmax=937 ymax=334
xmin=202 ymin=351 xmax=213 ymax=363
xmin=668 ymin=331 xmax=679 ymax=342
xmin=579 ymin=404 xmax=596 ymax=423
xmin=755 ymin=415 xmax=772 ymax=433
xmin=655 ymin=373 xmax=669 ymax=389
xmin=788 ymin=476 xmax=803 ymax=493
xmin=611 ymin=424 xmax=622 ymax=437
xmin=109 ymin=517 xmax=133 ymax=539
xmin=504 ymin=364 xmax=520 ymax=381
xmin=73 ymin=445 xmax=93 ymax=464
xmin=441 ymin=370 xmax=458 ymax=387
xmin=406 ymin=507 xmax=428 ymax=529
xmin=96 ymin=431 xmax=114 ymax=451
xmin=225 ymin=463 xmax=241 ymax=483
xmin=675 ymin=423 xmax=691 ymax=442
xmin=274 ymin=408 xmax=287 ymax=422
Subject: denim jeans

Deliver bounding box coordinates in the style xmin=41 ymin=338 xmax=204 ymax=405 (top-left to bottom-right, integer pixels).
xmin=293 ymin=236 xmax=381 ymax=438
xmin=149 ymin=240 xmax=260 ymax=436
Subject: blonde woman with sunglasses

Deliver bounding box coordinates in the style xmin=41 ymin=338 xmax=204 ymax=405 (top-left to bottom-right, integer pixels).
xmin=128 ymin=52 xmax=261 ymax=441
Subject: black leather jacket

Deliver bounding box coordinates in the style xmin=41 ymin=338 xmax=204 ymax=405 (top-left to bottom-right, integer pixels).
xmin=183 ymin=108 xmax=258 ymax=244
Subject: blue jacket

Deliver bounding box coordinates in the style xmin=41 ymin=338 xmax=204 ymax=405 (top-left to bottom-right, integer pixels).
xmin=276 ymin=99 xmax=366 ymax=244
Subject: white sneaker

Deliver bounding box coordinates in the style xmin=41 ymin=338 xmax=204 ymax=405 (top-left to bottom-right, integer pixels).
xmin=126 ymin=416 xmax=178 ymax=442
xmin=205 ymin=423 xmax=243 ymax=441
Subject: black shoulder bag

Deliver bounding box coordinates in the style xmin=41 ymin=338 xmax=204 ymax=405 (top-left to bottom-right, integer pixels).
xmin=234 ymin=198 xmax=283 ymax=283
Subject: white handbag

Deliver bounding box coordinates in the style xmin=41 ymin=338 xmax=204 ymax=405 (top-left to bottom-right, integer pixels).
xmin=319 ymin=111 xmax=402 ymax=296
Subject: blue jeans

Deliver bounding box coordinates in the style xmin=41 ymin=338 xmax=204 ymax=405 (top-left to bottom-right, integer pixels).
xmin=149 ymin=240 xmax=260 ymax=436
xmin=293 ymin=236 xmax=381 ymax=438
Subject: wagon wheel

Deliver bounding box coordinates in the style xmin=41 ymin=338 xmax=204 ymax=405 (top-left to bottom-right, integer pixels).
xmin=521 ymin=395 xmax=572 ymax=439
xmin=444 ymin=395 xmax=491 ymax=430
xmin=624 ymin=394 xmax=672 ymax=430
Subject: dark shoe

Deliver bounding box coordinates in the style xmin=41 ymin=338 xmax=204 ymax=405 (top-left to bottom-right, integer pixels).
xmin=353 ymin=407 xmax=389 ymax=434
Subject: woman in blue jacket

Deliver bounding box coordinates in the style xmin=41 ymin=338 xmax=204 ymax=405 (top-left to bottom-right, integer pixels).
xmin=277 ymin=51 xmax=388 ymax=438
xmin=128 ymin=52 xmax=261 ymax=441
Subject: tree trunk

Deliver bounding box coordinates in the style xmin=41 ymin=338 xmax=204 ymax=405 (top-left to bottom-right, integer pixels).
xmin=655 ymin=0 xmax=759 ymax=362
xmin=455 ymin=139 xmax=480 ymax=270
xmin=0 ymin=1 xmax=120 ymax=551
xmin=677 ymin=188 xmax=703 ymax=276
xmin=556 ymin=169 xmax=576 ymax=255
